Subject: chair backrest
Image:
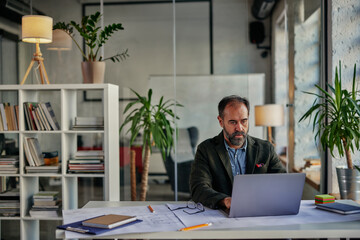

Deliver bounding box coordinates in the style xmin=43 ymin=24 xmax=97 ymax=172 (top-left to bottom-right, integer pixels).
xmin=163 ymin=126 xmax=199 ymax=193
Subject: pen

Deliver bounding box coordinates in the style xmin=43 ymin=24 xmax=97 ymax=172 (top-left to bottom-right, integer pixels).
xmin=148 ymin=205 xmax=155 ymax=213
xmin=179 ymin=222 xmax=212 ymax=231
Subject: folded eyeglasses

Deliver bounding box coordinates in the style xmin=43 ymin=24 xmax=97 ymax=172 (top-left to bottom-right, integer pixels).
xmin=170 ymin=201 xmax=205 ymax=215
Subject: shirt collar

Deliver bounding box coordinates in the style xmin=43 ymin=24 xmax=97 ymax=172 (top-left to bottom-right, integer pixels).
xmin=224 ymin=137 xmax=247 ymax=152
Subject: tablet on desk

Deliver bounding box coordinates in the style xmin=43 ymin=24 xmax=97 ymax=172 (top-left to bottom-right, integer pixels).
xmin=229 ymin=173 xmax=305 ymax=218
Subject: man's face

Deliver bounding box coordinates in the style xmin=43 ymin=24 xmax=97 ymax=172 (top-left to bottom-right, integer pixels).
xmin=217 ymin=102 xmax=249 ymax=148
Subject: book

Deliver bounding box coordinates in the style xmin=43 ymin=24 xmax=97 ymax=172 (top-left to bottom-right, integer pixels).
xmin=23 ymin=137 xmax=36 ymax=166
xmin=75 ymin=117 xmax=104 ymax=126
xmin=4 ymin=103 xmax=12 ymax=130
xmin=27 ymin=138 xmax=45 ymax=166
xmin=57 ymin=217 xmax=142 ymax=235
xmin=316 ymin=202 xmax=360 ymax=214
xmin=82 ymin=214 xmax=137 ymax=229
xmin=41 ymin=102 xmax=60 ymax=130
xmin=33 ymin=191 xmax=58 ymax=200
xmin=0 ymin=104 xmax=7 ymax=130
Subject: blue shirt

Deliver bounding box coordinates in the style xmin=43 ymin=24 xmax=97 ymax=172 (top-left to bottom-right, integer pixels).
xmin=224 ymin=139 xmax=247 ymax=176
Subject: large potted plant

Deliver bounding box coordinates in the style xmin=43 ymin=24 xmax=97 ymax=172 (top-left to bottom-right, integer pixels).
xmin=299 ymin=61 xmax=360 ymax=200
xmin=120 ymin=89 xmax=182 ymax=201
xmin=53 ymin=11 xmax=129 ymax=83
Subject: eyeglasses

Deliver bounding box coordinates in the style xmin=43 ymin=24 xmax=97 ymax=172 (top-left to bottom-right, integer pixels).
xmin=171 ymin=201 xmax=205 ymax=215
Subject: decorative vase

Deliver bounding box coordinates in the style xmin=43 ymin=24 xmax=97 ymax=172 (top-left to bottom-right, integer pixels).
xmin=81 ymin=61 xmax=106 ymax=83
xmin=336 ymin=166 xmax=360 ymax=200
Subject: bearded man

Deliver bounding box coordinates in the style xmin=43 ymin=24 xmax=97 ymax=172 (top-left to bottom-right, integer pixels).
xmin=189 ymin=95 xmax=286 ymax=210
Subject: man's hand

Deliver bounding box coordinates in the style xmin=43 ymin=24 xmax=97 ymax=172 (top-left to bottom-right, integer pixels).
xmin=220 ymin=197 xmax=232 ymax=209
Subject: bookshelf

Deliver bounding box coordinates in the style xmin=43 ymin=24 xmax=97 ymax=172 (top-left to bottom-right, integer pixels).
xmin=0 ymin=84 xmax=119 ymax=240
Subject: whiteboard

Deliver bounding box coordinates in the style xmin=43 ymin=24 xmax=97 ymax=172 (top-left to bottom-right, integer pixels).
xmin=149 ymin=74 xmax=265 ymax=144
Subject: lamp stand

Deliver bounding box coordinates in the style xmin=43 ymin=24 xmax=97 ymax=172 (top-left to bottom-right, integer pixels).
xmin=267 ymin=126 xmax=273 ymax=144
xmin=21 ymin=43 xmax=50 ymax=85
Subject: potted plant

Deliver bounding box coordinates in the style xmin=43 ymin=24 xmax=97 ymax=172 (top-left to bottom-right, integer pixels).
xmin=53 ymin=11 xmax=129 ymax=83
xmin=299 ymin=61 xmax=360 ymax=200
xmin=120 ymin=89 xmax=182 ymax=201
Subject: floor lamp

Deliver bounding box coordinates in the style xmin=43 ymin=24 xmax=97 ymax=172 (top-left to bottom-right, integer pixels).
xmin=21 ymin=15 xmax=53 ymax=85
xmin=254 ymin=104 xmax=284 ymax=144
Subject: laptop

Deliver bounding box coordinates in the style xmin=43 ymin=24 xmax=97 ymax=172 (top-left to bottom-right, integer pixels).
xmin=229 ymin=173 xmax=305 ymax=218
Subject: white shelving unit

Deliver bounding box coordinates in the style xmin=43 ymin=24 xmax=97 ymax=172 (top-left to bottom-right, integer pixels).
xmin=0 ymin=84 xmax=119 ymax=240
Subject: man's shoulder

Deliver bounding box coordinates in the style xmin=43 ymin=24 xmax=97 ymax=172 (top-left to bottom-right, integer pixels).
xmin=248 ymin=135 xmax=272 ymax=148
xmin=198 ymin=132 xmax=223 ymax=148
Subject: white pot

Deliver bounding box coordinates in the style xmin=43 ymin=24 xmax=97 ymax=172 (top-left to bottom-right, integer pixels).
xmin=81 ymin=61 xmax=106 ymax=84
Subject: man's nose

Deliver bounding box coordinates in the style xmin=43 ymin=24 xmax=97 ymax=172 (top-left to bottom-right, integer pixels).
xmin=235 ymin=123 xmax=244 ymax=131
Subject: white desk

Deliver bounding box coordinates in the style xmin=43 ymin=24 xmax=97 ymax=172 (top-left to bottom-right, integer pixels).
xmin=56 ymin=201 xmax=360 ymax=239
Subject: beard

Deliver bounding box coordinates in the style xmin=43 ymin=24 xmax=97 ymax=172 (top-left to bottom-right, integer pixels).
xmin=224 ymin=128 xmax=247 ymax=147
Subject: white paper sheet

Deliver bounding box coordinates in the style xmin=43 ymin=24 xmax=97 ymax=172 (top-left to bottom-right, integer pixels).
xmin=171 ymin=200 xmax=360 ymax=229
xmin=62 ymin=204 xmax=185 ymax=239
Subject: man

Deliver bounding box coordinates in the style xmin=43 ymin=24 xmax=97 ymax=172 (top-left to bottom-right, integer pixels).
xmin=190 ymin=95 xmax=286 ymax=210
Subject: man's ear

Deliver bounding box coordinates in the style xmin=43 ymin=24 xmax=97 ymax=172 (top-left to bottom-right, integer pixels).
xmin=217 ymin=115 xmax=224 ymax=128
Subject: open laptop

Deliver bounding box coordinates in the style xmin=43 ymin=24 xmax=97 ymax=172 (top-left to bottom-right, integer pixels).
xmin=229 ymin=173 xmax=305 ymax=218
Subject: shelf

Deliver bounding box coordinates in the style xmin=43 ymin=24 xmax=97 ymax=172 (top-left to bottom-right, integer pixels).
xmin=0 ymin=84 xmax=120 ymax=240
xmin=22 ymin=216 xmax=63 ymax=221
xmin=64 ymin=174 xmax=105 ymax=178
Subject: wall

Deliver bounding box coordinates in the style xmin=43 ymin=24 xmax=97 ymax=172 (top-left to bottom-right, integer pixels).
xmin=21 ymin=0 xmax=272 ymax=101
xmin=294 ymin=7 xmax=321 ymax=169
xmin=331 ymin=0 xmax=360 ymax=193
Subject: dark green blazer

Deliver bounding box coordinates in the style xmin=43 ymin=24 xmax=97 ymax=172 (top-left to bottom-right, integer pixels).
xmin=189 ymin=132 xmax=286 ymax=209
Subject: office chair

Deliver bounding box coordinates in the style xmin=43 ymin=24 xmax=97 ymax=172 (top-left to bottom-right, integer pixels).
xmin=163 ymin=126 xmax=199 ymax=193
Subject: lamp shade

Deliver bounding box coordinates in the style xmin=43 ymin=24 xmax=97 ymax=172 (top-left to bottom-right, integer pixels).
xmin=254 ymin=104 xmax=284 ymax=127
xmin=47 ymin=29 xmax=72 ymax=50
xmin=22 ymin=15 xmax=53 ymax=44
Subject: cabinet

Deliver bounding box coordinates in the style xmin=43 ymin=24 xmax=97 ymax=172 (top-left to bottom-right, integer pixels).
xmin=0 ymin=84 xmax=119 ymax=240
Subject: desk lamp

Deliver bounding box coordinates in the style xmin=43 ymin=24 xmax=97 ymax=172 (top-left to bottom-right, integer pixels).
xmin=21 ymin=15 xmax=53 ymax=85
xmin=254 ymin=104 xmax=284 ymax=143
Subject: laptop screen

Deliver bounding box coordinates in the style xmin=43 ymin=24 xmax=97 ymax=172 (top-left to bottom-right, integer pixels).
xmin=229 ymin=173 xmax=305 ymax=218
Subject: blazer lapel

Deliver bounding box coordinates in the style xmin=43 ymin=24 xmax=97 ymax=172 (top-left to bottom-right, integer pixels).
xmin=246 ymin=136 xmax=259 ymax=174
xmin=215 ymin=132 xmax=234 ymax=183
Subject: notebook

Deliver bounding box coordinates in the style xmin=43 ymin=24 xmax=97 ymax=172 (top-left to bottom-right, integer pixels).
xmin=82 ymin=214 xmax=137 ymax=229
xmin=316 ymin=202 xmax=360 ymax=215
xmin=229 ymin=173 xmax=305 ymax=218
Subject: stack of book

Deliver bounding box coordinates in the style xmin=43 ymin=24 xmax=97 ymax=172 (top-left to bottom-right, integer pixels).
xmin=0 ymin=103 xmax=19 ymax=131
xmin=72 ymin=116 xmax=104 ymax=130
xmin=29 ymin=191 xmax=61 ymax=218
xmin=68 ymin=150 xmax=104 ymax=173
xmin=23 ymin=102 xmax=60 ymax=131
xmin=24 ymin=138 xmax=61 ymax=173
xmin=0 ymin=190 xmax=20 ymax=217
xmin=0 ymin=155 xmax=19 ymax=174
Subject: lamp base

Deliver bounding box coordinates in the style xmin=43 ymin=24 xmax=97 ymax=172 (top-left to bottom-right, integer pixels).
xmin=21 ymin=43 xmax=50 ymax=85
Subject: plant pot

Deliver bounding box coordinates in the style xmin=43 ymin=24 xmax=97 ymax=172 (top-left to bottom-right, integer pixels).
xmin=336 ymin=166 xmax=360 ymax=200
xmin=81 ymin=61 xmax=106 ymax=83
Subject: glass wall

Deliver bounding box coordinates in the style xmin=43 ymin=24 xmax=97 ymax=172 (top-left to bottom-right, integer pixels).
xmin=0 ymin=0 xmax=328 ymax=202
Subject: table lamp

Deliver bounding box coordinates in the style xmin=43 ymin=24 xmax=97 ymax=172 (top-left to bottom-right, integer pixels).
xmin=21 ymin=15 xmax=53 ymax=85
xmin=254 ymin=104 xmax=284 ymax=143
xmin=47 ymin=29 xmax=72 ymax=51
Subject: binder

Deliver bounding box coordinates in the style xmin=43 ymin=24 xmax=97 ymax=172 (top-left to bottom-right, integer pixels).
xmin=57 ymin=216 xmax=142 ymax=235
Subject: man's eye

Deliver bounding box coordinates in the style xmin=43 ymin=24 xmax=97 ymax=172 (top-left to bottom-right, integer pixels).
xmin=229 ymin=121 xmax=237 ymax=125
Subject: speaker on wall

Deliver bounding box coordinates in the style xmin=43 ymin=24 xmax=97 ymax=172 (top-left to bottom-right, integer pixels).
xmin=249 ymin=21 xmax=265 ymax=44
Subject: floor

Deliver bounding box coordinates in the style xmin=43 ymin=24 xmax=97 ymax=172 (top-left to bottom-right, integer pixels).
xmin=1 ymin=178 xmax=189 ymax=240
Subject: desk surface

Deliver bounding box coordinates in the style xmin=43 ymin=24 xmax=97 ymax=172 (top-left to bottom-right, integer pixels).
xmin=56 ymin=201 xmax=360 ymax=239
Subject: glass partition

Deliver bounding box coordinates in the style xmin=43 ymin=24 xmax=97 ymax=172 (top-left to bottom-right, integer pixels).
xmin=4 ymin=0 xmax=326 ymax=202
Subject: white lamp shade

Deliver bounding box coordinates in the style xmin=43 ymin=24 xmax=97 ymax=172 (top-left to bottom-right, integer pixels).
xmin=254 ymin=104 xmax=284 ymax=127
xmin=22 ymin=15 xmax=53 ymax=44
xmin=47 ymin=29 xmax=72 ymax=50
